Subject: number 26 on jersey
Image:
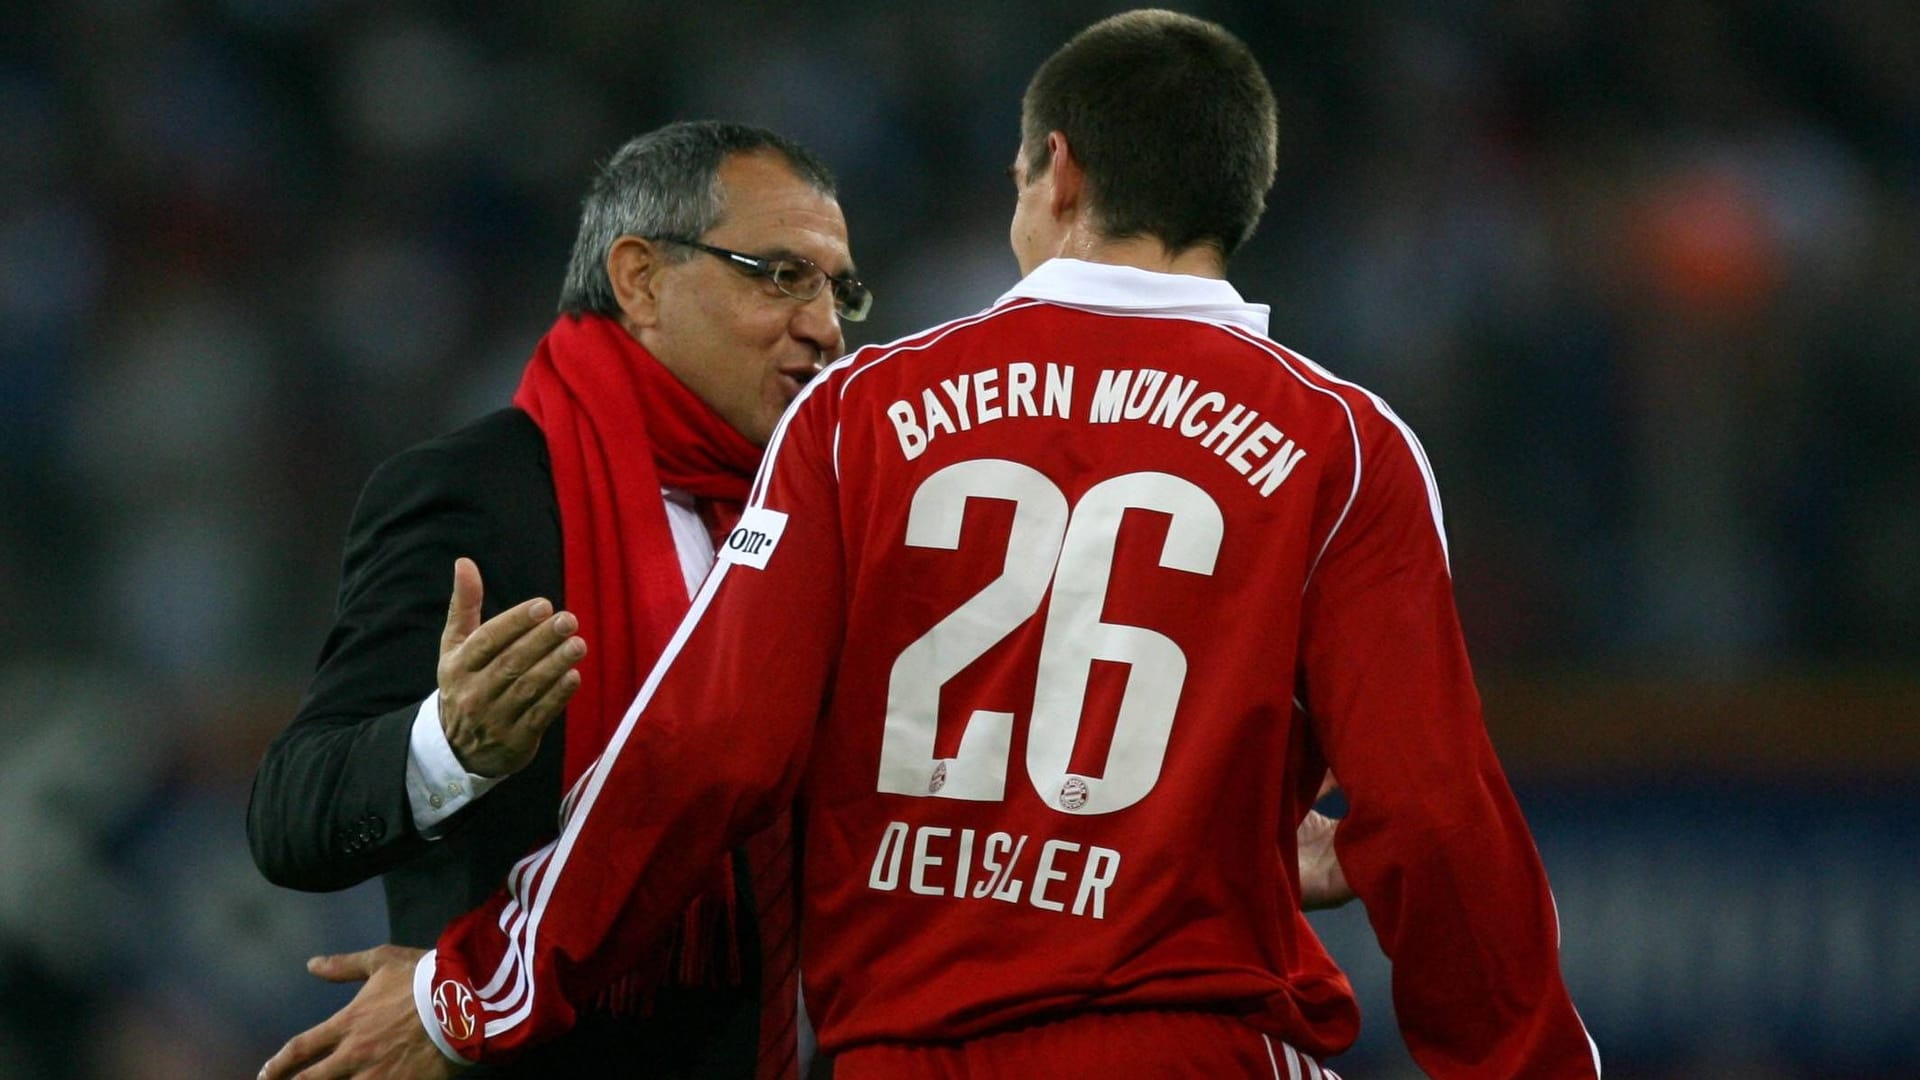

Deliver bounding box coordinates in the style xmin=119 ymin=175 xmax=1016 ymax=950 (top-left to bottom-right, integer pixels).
xmin=878 ymin=458 xmax=1223 ymax=816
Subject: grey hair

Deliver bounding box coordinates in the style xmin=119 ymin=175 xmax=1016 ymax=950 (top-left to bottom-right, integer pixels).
xmin=557 ymin=120 xmax=838 ymax=316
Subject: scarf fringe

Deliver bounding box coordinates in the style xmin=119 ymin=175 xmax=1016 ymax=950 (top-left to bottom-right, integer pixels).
xmin=514 ymin=314 xmax=758 ymax=1020
xmin=590 ymin=859 xmax=742 ymax=1016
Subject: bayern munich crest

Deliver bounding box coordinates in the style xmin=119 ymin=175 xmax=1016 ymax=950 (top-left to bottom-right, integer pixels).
xmin=433 ymin=978 xmax=477 ymax=1043
xmin=1059 ymin=776 xmax=1089 ymax=810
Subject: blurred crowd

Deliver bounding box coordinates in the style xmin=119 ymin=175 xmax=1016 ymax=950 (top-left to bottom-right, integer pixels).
xmin=1 ymin=1 xmax=1914 ymax=1077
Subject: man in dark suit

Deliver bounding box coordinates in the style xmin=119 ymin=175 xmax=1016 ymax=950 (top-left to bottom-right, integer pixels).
xmin=248 ymin=120 xmax=871 ymax=1078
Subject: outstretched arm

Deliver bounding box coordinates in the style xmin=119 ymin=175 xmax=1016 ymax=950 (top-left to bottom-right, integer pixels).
xmin=258 ymin=560 xmax=587 ymax=1080
xmin=1300 ymin=417 xmax=1597 ymax=1077
xmin=262 ymin=389 xmax=846 ymax=1075
xmin=250 ymin=431 xmax=583 ymax=893
xmin=248 ymin=446 xmax=487 ymax=892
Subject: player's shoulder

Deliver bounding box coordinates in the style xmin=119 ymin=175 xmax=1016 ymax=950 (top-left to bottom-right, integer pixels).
xmin=1218 ymin=329 xmax=1418 ymax=442
xmin=825 ymin=299 xmax=1051 ymax=390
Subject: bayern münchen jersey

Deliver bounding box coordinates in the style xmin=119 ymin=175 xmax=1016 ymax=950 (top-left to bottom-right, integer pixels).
xmin=420 ymin=259 xmax=1600 ymax=1077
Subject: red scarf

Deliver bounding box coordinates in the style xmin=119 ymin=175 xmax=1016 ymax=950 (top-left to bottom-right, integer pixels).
xmin=513 ymin=312 xmax=758 ymax=783
xmin=511 ymin=312 xmax=760 ymax=992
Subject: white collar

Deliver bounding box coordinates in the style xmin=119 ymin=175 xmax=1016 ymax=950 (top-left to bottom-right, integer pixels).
xmin=995 ymin=257 xmax=1270 ymax=337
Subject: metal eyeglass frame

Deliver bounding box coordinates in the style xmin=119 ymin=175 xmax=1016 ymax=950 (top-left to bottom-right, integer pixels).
xmin=650 ymin=236 xmax=872 ymax=322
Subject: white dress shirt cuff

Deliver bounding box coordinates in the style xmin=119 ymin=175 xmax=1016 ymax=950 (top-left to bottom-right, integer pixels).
xmin=406 ymin=692 xmax=503 ymax=836
xmin=413 ymin=949 xmax=477 ymax=1066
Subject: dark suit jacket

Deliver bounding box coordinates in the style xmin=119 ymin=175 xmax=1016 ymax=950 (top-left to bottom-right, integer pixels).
xmin=248 ymin=407 xmax=763 ymax=1077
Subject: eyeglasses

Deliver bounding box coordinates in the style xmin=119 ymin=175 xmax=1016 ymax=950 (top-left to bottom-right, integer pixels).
xmin=651 ymin=237 xmax=873 ymax=322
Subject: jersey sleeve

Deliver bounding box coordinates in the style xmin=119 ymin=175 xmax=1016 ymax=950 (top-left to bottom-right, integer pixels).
xmin=417 ymin=390 xmax=847 ymax=1064
xmin=1298 ymin=412 xmax=1598 ymax=1078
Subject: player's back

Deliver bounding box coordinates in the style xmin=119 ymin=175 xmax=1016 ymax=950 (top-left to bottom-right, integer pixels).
xmin=798 ymin=277 xmax=1387 ymax=1057
xmin=424 ymin=263 xmax=1591 ymax=1078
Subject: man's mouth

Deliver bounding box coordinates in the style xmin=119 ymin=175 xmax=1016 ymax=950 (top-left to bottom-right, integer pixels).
xmin=781 ymin=355 xmax=825 ymax=388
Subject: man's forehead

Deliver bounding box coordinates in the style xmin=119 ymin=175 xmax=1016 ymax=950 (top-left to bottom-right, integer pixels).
xmin=711 ymin=190 xmax=852 ymax=269
xmin=716 ymin=159 xmax=839 ymax=209
xmin=716 ymin=154 xmax=836 ymax=212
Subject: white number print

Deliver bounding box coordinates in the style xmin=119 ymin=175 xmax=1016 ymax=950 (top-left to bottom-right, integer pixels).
xmin=878 ymin=460 xmax=1223 ymax=815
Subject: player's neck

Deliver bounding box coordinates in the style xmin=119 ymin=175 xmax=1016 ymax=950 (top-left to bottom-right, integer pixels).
xmin=1058 ymin=226 xmax=1226 ymax=280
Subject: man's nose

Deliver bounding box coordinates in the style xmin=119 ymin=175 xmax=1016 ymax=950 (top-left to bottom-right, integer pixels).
xmin=792 ymin=289 xmax=845 ymax=360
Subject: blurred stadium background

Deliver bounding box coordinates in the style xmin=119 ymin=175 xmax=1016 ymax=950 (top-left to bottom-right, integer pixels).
xmin=1 ymin=1 xmax=1914 ymax=1077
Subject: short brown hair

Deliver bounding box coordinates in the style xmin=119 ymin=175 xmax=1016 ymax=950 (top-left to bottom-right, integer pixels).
xmin=1022 ymin=9 xmax=1277 ymax=258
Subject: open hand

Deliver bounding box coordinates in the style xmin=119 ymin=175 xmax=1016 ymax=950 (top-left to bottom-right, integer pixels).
xmin=437 ymin=557 xmax=585 ymax=777
xmin=258 ymin=945 xmax=459 ymax=1079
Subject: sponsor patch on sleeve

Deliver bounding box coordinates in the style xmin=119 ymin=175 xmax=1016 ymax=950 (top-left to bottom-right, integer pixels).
xmin=718 ymin=506 xmax=789 ymax=570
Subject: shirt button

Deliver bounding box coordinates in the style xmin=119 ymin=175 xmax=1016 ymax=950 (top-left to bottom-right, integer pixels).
xmin=429 ymin=793 xmax=444 ymax=809
xmin=448 ymin=781 xmax=463 ymax=796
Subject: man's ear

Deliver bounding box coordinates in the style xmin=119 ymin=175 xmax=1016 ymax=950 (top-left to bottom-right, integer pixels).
xmin=607 ymin=236 xmax=665 ymax=331
xmin=1044 ymin=130 xmax=1083 ymax=220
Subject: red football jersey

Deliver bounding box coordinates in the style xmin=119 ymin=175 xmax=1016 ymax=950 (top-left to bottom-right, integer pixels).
xmin=419 ymin=260 xmax=1600 ymax=1077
